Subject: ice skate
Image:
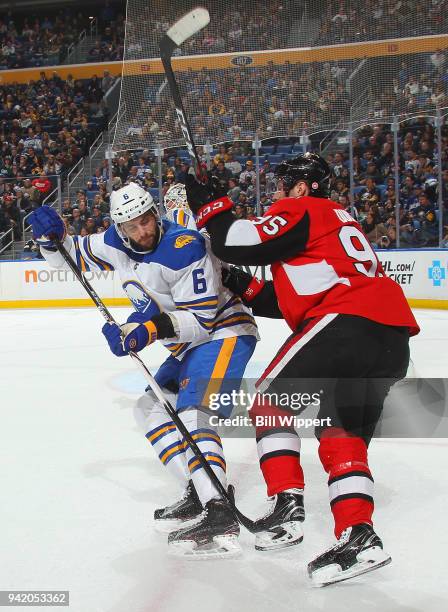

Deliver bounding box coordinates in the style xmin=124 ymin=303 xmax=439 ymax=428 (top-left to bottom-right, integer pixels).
xmin=153 ymin=481 xmax=203 ymax=533
xmin=308 ymin=523 xmax=391 ymax=587
xmin=254 ymin=488 xmax=305 ymax=551
xmin=168 ymin=497 xmax=241 ymax=559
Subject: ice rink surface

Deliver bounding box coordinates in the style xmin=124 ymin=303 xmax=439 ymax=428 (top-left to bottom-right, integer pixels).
xmin=1 ymin=307 xmax=447 ymax=612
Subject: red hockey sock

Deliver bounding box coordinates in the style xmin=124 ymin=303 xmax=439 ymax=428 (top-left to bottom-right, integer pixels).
xmin=318 ymin=427 xmax=374 ymax=538
xmin=250 ymin=396 xmax=305 ymax=497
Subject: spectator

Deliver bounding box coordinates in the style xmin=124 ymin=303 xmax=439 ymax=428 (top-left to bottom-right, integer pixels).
xmin=225 ymin=151 xmax=242 ymax=176
xmin=71 ymin=208 xmax=83 ymax=234
xmin=1 ymin=194 xmax=22 ymax=240
xmin=228 ymin=177 xmax=241 ymax=203
xmin=101 ymin=70 xmax=115 ymax=92
xmin=245 ymin=203 xmax=257 ymax=220
xmin=362 ymin=211 xmax=388 ymax=246
xmin=214 ymin=160 xmax=232 ymax=189
xmin=233 ymin=203 xmax=246 ymax=219
xmin=91 ymin=205 xmax=104 ymax=230
xmin=239 ymin=160 xmax=256 ymax=186
xmin=21 ymin=179 xmax=40 ymax=207
xmin=31 ymin=174 xmax=52 ymax=202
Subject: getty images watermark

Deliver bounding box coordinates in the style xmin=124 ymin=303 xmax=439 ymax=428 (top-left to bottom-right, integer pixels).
xmin=207 ymin=389 xmax=332 ymax=429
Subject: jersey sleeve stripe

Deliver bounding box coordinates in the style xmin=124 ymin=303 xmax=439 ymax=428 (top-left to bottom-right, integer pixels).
xmin=166 ymin=342 xmax=191 ymax=357
xmin=73 ymin=236 xmax=89 ymax=272
xmin=84 ymin=236 xmax=114 ymax=271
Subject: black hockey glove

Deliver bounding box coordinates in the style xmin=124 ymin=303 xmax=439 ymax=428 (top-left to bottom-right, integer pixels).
xmin=222 ymin=266 xmax=266 ymax=303
xmin=222 ymin=266 xmax=283 ymax=318
xmin=185 ymin=171 xmax=227 ymax=215
xmin=222 ymin=266 xmax=254 ymax=297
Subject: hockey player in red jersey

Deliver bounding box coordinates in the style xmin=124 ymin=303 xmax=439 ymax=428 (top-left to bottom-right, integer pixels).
xmin=186 ymin=153 xmax=419 ymax=586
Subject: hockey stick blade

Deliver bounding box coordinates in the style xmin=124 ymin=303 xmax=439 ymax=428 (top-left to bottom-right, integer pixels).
xmin=166 ymin=8 xmax=210 ymax=47
xmin=160 ymin=8 xmax=210 ymax=176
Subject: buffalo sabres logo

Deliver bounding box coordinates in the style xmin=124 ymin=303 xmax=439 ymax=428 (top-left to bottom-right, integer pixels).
xmin=122 ymin=280 xmax=160 ymax=316
xmin=175 ymin=235 xmax=196 ymax=249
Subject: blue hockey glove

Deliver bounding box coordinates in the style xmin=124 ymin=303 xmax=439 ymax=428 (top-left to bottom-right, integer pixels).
xmin=121 ymin=319 xmax=158 ymax=353
xmin=29 ymin=206 xmax=65 ymax=249
xmin=102 ymin=322 xmax=128 ymax=357
xmin=101 ymin=318 xmax=158 ymax=357
xmin=102 ymin=312 xmax=175 ymax=357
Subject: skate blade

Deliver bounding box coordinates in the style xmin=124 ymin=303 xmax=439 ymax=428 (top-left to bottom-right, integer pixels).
xmin=310 ymin=547 xmax=392 ymax=587
xmin=168 ymin=534 xmax=242 ymax=560
xmin=153 ymin=515 xmax=203 ymax=534
xmin=255 ymin=521 xmax=304 ymax=551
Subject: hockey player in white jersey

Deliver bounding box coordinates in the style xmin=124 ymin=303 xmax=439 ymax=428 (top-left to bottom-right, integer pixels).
xmin=29 ymin=182 xmax=258 ymax=558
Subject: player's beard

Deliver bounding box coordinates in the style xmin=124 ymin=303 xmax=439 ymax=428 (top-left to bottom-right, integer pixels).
xmin=129 ymin=225 xmax=161 ymax=253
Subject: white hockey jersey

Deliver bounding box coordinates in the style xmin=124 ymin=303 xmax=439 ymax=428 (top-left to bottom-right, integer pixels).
xmin=42 ymin=219 xmax=258 ymax=360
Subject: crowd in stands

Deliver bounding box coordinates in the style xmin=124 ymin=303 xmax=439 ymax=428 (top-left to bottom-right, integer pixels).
xmin=123 ymin=0 xmax=297 ymax=62
xmin=117 ymin=47 xmax=448 ymax=153
xmin=328 ymin=119 xmax=448 ymax=248
xmin=0 ymin=11 xmax=91 ymax=70
xmin=2 ymin=0 xmax=445 ymax=71
xmin=362 ymin=51 xmax=448 ymax=123
xmin=0 ymin=1 xmax=125 ymax=70
xmin=118 ymin=59 xmax=355 ymax=149
xmin=100 ymin=0 xmax=448 ymax=63
xmin=54 ymin=116 xmax=447 ymax=251
xmin=0 ymin=71 xmax=111 ymax=243
xmin=318 ymin=0 xmax=447 ymax=45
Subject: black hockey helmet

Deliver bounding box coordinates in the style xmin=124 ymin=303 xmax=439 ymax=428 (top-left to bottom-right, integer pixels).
xmin=275 ymin=152 xmax=331 ymax=197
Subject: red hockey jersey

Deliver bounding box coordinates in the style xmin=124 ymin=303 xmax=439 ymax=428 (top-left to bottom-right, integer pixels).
xmin=254 ymin=196 xmax=419 ymax=334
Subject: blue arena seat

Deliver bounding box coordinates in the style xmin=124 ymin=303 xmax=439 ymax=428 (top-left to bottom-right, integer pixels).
xmin=292 ymin=143 xmax=305 ymax=154
xmin=277 ymin=144 xmax=293 ymax=155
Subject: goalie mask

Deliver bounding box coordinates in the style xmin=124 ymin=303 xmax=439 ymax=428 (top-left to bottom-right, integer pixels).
xmin=164 ymin=183 xmax=190 ymax=212
xmin=110 ymin=183 xmax=162 ymax=253
xmin=275 ymin=153 xmax=331 ymax=198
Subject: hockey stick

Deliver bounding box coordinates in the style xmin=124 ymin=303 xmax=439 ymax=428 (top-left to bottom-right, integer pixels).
xmin=159 ymin=8 xmax=210 ymax=178
xmin=54 ymin=237 xmax=258 ymax=533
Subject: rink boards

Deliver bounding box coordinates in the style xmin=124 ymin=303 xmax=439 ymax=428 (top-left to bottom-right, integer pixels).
xmin=0 ymin=249 xmax=447 ymax=309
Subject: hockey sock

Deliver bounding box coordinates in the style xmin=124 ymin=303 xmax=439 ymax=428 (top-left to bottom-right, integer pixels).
xmin=318 ymin=427 xmax=374 ymax=538
xmin=250 ymin=395 xmax=304 ymax=497
xmin=134 ymin=393 xmax=189 ymax=485
xmin=180 ymin=407 xmax=227 ymax=506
